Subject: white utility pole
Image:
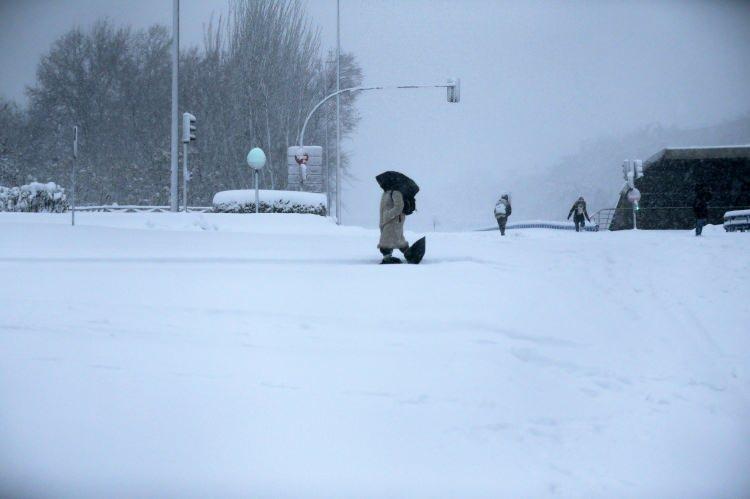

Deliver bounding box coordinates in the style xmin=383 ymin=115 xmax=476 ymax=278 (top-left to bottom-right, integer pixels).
xmin=71 ymin=126 xmax=78 ymax=226
xmin=170 ymin=0 xmax=179 ymax=211
xmin=335 ymin=0 xmax=341 ymax=225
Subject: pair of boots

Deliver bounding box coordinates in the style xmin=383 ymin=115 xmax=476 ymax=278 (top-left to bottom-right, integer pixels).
xmin=380 ymin=246 xmax=409 ymax=264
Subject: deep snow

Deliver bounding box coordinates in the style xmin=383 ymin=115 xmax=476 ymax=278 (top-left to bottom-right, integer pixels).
xmin=0 ymin=212 xmax=748 ymax=498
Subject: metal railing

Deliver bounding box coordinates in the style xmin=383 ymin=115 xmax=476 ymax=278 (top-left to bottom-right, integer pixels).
xmin=74 ymin=205 xmax=212 ymax=213
xmin=477 ymin=220 xmax=599 ymax=232
xmin=592 ymin=208 xmax=617 ymax=231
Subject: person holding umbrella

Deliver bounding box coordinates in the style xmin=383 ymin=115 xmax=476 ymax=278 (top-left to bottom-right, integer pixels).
xmin=375 ymin=171 xmax=425 ymax=264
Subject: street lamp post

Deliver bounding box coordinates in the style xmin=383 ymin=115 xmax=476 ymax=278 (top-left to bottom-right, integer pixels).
xmin=247 ymin=148 xmax=267 ymax=214
xmin=170 ymin=0 xmax=179 ymax=212
xmin=297 ymin=79 xmax=461 ymax=159
xmin=298 ymin=80 xmax=460 ymax=149
xmin=296 ymin=79 xmax=460 ymax=223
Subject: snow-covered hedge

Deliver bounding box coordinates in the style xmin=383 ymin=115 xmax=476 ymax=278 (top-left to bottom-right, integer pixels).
xmin=0 ymin=182 xmax=68 ymax=213
xmin=212 ymin=189 xmax=326 ymax=216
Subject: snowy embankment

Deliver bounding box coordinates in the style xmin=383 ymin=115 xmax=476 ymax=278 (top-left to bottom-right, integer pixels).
xmin=0 ymin=212 xmax=748 ymax=497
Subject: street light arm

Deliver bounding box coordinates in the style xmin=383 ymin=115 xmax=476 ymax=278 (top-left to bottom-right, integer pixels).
xmin=297 ymin=83 xmax=457 ymax=148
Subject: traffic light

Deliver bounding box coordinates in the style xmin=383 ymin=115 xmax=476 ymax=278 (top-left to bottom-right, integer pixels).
xmin=447 ymin=78 xmax=461 ymax=103
xmin=182 ymin=112 xmax=196 ymax=143
xmin=622 ymin=160 xmax=631 ymax=182
xmin=634 ymin=159 xmax=644 ymax=179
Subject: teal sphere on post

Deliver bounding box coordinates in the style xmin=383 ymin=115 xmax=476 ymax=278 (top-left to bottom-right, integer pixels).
xmin=247 ymin=147 xmax=266 ymax=170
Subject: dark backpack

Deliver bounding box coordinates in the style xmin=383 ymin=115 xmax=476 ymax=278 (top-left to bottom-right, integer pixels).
xmin=402 ymin=195 xmax=416 ymax=215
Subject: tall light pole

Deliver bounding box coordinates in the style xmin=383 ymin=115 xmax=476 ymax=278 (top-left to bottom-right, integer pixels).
xmin=335 ymin=0 xmax=341 ymax=225
xmin=170 ymin=0 xmax=179 ymax=212
xmin=323 ymin=59 xmax=333 ymax=216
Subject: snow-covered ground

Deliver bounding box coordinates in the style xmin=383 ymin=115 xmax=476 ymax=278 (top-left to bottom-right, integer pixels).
xmin=1 ymin=212 xmax=748 ymax=498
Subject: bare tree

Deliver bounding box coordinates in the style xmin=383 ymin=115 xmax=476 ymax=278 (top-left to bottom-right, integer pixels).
xmin=2 ymin=0 xmax=363 ymax=207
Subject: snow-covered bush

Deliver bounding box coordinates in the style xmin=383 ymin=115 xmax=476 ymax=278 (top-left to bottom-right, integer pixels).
xmin=212 ymin=189 xmax=326 ymax=216
xmin=0 ymin=182 xmax=68 ymax=213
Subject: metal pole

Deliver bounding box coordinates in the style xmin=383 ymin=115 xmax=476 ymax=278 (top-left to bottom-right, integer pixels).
xmin=255 ymin=170 xmax=260 ymax=214
xmin=182 ymin=142 xmax=188 ymax=212
xmin=323 ymin=62 xmax=331 ymax=217
xmin=633 ymin=204 xmax=637 ymax=230
xmin=335 ymin=0 xmax=341 ymax=225
xmin=71 ymin=126 xmax=78 ymax=226
xmin=170 ymin=0 xmax=179 ymax=212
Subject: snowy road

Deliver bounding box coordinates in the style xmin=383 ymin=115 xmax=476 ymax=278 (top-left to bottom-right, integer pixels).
xmin=1 ymin=213 xmax=748 ymax=497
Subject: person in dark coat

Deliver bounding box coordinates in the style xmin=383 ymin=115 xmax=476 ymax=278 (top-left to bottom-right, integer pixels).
xmin=567 ymin=196 xmax=591 ymax=232
xmin=693 ymin=185 xmax=712 ymax=236
xmin=494 ymin=194 xmax=512 ymax=236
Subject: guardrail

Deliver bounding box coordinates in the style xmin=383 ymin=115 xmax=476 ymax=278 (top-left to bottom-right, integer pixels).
xmin=477 ymin=220 xmax=599 ymax=232
xmin=74 ymin=205 xmax=212 ymax=213
xmin=592 ymin=208 xmax=616 ymax=231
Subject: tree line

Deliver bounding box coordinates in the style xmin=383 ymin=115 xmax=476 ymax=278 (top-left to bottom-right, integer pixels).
xmin=0 ymin=0 xmax=362 ymax=206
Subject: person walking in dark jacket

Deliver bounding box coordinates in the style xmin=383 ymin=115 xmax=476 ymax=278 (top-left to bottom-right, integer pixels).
xmin=693 ymin=186 xmax=712 ymax=236
xmin=494 ymin=194 xmax=512 ymax=236
xmin=567 ymin=196 xmax=591 ymax=232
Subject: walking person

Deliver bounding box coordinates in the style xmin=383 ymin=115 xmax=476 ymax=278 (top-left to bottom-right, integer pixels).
xmin=494 ymin=194 xmax=512 ymax=236
xmin=567 ymin=196 xmax=591 ymax=232
xmin=693 ymin=185 xmax=712 ymax=236
xmin=375 ymin=171 xmax=424 ymax=264
xmin=378 ymin=188 xmax=410 ymax=263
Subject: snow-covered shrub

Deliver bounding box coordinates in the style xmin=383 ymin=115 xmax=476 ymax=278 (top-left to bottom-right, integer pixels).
xmin=0 ymin=182 xmax=68 ymax=213
xmin=212 ymin=189 xmax=326 ymax=216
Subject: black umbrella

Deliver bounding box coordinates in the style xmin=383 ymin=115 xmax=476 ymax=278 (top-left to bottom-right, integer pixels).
xmin=375 ymin=171 xmax=420 ymax=198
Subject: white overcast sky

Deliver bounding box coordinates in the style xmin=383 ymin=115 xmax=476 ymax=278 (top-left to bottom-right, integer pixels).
xmin=1 ymin=0 xmax=749 ymax=228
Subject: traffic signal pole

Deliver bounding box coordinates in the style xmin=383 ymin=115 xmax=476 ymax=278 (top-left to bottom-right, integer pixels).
xmin=183 ymin=141 xmax=189 ymax=212
xmin=181 ymin=112 xmax=196 ymax=212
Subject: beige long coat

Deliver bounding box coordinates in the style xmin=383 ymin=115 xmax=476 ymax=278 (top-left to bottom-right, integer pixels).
xmin=378 ymin=190 xmax=408 ymax=250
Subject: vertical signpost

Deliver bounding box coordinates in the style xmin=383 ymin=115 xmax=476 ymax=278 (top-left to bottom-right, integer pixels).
xmin=247 ymin=148 xmax=267 ymax=214
xmin=71 ymin=126 xmax=78 ymax=226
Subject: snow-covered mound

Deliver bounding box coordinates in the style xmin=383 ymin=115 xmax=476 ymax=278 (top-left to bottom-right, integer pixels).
xmin=0 ymin=212 xmax=748 ymax=497
xmin=0 ymin=182 xmax=67 ymax=212
xmin=212 ymin=189 xmax=326 ymax=215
